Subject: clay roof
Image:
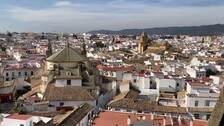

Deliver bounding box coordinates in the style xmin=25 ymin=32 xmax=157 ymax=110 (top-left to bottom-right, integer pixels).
xmin=30 ymin=111 xmax=59 ymax=118
xmin=92 ymin=111 xmax=208 ymax=126
xmin=96 ymin=65 xmax=134 ymax=72
xmin=108 ymin=90 xmax=189 ymax=114
xmin=46 ymin=45 xmax=87 ymax=62
xmin=6 ymin=113 xmax=32 ymax=120
xmin=44 ymin=84 xmax=98 ymax=101
xmin=56 ymin=103 xmax=93 ymax=126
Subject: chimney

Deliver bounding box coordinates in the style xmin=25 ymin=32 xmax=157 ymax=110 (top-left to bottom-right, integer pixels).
xmin=142 ymin=116 xmax=146 ymax=120
xmin=169 ymin=114 xmax=173 ymax=126
xmin=151 ymin=112 xmax=154 ymax=120
xmin=190 ymin=119 xmax=193 ymax=126
xmin=163 ymin=117 xmax=166 ymax=126
xmin=178 ymin=115 xmax=181 ymax=125
xmin=127 ymin=115 xmax=131 ymax=125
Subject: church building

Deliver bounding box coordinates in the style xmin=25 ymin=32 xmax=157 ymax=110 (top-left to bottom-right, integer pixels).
xmin=41 ymin=43 xmax=100 ymax=110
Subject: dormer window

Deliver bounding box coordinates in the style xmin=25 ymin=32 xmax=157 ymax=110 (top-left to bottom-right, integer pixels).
xmin=176 ymin=83 xmax=179 ymax=87
xmin=60 ymin=102 xmax=64 ymax=106
xmin=18 ymin=72 xmax=21 ymax=76
xmin=67 ymin=80 xmax=71 ymax=85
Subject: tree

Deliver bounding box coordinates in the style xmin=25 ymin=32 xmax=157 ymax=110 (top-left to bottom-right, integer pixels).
xmin=95 ymin=42 xmax=106 ymax=48
xmin=206 ymin=69 xmax=216 ymax=77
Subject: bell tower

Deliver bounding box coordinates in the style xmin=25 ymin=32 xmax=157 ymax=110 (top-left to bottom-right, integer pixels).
xmin=46 ymin=39 xmax=53 ymax=58
xmin=138 ymin=32 xmax=149 ymax=54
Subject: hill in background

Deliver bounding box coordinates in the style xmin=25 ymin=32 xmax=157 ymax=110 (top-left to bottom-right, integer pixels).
xmin=89 ymin=24 xmax=224 ymax=36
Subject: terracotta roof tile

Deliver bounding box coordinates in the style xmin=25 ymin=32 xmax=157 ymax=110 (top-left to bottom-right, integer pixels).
xmin=7 ymin=113 xmax=32 ymax=120
xmin=92 ymin=111 xmax=208 ymax=126
xmin=44 ymin=84 xmax=98 ymax=101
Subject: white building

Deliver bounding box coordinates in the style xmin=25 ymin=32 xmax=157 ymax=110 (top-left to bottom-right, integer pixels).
xmin=3 ymin=66 xmax=36 ymax=81
xmin=0 ymin=113 xmax=52 ymax=126
xmin=186 ymin=81 xmax=219 ymax=120
xmin=186 ymin=66 xmax=206 ymax=78
xmin=132 ymin=72 xmax=159 ymax=97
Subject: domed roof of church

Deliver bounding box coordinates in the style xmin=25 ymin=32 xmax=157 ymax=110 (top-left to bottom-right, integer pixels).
xmin=46 ymin=44 xmax=87 ymax=63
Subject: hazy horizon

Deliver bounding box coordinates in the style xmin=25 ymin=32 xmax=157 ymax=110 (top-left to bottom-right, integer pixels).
xmin=0 ymin=0 xmax=224 ymax=32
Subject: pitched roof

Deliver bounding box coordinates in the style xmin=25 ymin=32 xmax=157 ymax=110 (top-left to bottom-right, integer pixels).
xmin=56 ymin=103 xmax=93 ymax=126
xmin=96 ymin=65 xmax=134 ymax=72
xmin=108 ymin=91 xmax=188 ymax=114
xmin=6 ymin=113 xmax=32 ymax=120
xmin=92 ymin=111 xmax=208 ymax=126
xmin=46 ymin=45 xmax=87 ymax=62
xmin=44 ymin=84 xmax=98 ymax=101
xmin=108 ymin=98 xmax=188 ymax=113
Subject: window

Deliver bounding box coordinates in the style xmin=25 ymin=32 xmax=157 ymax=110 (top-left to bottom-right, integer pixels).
xmin=150 ymin=82 xmax=156 ymax=89
xmin=96 ymin=99 xmax=98 ymax=105
xmin=6 ymin=78 xmax=9 ymax=81
xmin=31 ymin=71 xmax=33 ymax=75
xmin=18 ymin=72 xmax=21 ymax=76
xmin=60 ymin=102 xmax=64 ymax=106
xmin=88 ymin=114 xmax=91 ymax=120
xmin=195 ymin=101 xmax=199 ymax=107
xmin=67 ymin=80 xmax=71 ymax=85
xmin=30 ymin=121 xmax=32 ymax=126
xmin=137 ymin=110 xmax=142 ymax=113
xmin=194 ymin=114 xmax=199 ymax=119
xmin=206 ymin=114 xmax=211 ymax=120
xmin=205 ymin=100 xmax=210 ymax=106
xmin=6 ymin=72 xmax=9 ymax=76
xmin=25 ymin=71 xmax=27 ymax=76
xmin=12 ymin=72 xmax=14 ymax=77
xmin=134 ymin=79 xmax=137 ymax=83
xmin=176 ymin=83 xmax=179 ymax=87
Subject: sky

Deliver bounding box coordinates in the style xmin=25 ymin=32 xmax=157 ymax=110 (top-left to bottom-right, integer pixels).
xmin=0 ymin=0 xmax=224 ymax=32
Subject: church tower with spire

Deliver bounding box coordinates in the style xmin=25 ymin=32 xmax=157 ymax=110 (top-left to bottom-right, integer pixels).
xmin=46 ymin=39 xmax=53 ymax=58
xmin=138 ymin=32 xmax=149 ymax=54
xmin=81 ymin=43 xmax=87 ymax=57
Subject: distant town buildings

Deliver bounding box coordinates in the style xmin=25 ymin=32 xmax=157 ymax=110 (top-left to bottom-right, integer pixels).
xmin=1 ymin=31 xmax=224 ymax=126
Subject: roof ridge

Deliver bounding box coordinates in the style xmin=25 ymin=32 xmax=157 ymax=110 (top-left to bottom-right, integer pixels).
xmin=46 ymin=45 xmax=87 ymax=62
xmin=47 ymin=48 xmax=64 ymax=60
xmin=70 ymin=47 xmax=87 ymax=60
